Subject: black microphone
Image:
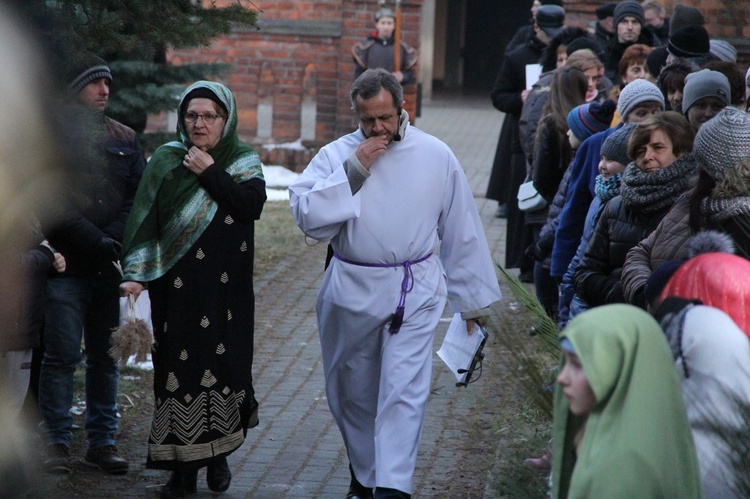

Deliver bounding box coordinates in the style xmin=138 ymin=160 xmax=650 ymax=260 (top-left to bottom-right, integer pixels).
xmin=394 ymin=107 xmax=403 ymax=141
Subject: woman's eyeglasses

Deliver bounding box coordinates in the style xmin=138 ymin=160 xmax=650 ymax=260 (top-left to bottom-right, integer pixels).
xmin=184 ymin=112 xmax=223 ymax=125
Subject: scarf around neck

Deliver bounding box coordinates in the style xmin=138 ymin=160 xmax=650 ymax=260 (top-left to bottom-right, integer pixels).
xmin=594 ymin=173 xmax=622 ymax=203
xmin=699 ymin=194 xmax=750 ymax=224
xmin=121 ymin=81 xmax=263 ymax=282
xmin=620 ymin=153 xmax=696 ymax=215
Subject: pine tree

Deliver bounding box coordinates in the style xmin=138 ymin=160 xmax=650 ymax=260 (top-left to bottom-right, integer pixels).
xmin=13 ymin=0 xmax=258 ymax=149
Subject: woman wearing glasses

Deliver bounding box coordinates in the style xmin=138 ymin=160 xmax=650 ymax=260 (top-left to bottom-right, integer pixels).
xmin=119 ymin=81 xmax=266 ymax=497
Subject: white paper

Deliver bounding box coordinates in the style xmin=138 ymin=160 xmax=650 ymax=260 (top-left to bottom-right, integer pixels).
xmin=437 ymin=313 xmax=486 ymax=383
xmin=525 ymin=63 xmax=542 ymax=90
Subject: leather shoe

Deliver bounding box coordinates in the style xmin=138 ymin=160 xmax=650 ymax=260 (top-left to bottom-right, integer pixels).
xmin=206 ymin=455 xmax=232 ymax=492
xmin=160 ymin=469 xmax=198 ymax=498
xmin=84 ymin=445 xmax=129 ymax=475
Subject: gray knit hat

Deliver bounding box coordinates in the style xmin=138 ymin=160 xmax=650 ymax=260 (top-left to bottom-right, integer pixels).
xmin=693 ymin=107 xmax=750 ymax=183
xmin=613 ymin=1 xmax=645 ymax=28
xmin=709 ymin=40 xmax=738 ymax=63
xmin=601 ymin=123 xmax=637 ymax=166
xmin=67 ymin=54 xmax=112 ymax=94
xmin=682 ymin=69 xmax=730 ymax=115
xmin=617 ymin=79 xmax=665 ymax=121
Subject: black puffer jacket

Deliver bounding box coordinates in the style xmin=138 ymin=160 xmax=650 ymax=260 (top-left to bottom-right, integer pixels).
xmin=574 ymin=195 xmax=670 ymax=306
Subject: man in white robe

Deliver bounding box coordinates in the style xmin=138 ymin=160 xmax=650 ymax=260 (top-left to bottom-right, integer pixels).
xmin=289 ymin=68 xmax=501 ymax=499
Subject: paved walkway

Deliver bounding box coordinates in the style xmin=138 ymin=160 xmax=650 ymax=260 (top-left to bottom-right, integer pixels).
xmin=205 ymin=93 xmax=508 ymax=498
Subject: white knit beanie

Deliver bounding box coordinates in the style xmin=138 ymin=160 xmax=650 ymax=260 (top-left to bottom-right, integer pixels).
xmin=617 ymin=79 xmax=665 ymax=122
xmin=693 ymin=107 xmax=750 ymax=182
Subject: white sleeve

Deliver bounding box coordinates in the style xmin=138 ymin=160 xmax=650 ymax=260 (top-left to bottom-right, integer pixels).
xmin=438 ymin=154 xmax=502 ymax=313
xmin=289 ymin=147 xmax=361 ymax=242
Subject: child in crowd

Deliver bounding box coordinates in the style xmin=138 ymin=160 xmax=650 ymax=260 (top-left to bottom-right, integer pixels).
xmin=558 ymin=123 xmax=635 ymax=326
xmin=552 ymin=304 xmax=701 ymax=498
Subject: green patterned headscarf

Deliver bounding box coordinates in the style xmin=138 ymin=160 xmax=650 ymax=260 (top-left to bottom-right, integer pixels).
xmin=552 ymin=304 xmax=702 ymax=499
xmin=121 ymin=81 xmax=263 ymax=282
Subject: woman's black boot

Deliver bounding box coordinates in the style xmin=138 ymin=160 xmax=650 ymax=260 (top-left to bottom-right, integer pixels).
xmin=160 ymin=469 xmax=198 ymax=498
xmin=206 ymin=455 xmax=232 ymax=492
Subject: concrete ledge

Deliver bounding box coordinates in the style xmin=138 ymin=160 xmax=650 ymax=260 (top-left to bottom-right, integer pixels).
xmin=237 ymin=19 xmax=342 ymax=38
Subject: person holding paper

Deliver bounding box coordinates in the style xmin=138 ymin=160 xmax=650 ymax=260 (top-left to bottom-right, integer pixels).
xmin=289 ymin=68 xmax=501 ymax=499
xmin=486 ymin=4 xmax=564 ymax=282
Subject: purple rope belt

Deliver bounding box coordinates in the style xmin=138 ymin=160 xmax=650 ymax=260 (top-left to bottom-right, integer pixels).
xmin=333 ymin=252 xmax=432 ymax=334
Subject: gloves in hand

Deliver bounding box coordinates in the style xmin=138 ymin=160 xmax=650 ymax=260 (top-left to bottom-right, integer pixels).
xmin=97 ymin=236 xmax=122 ymax=261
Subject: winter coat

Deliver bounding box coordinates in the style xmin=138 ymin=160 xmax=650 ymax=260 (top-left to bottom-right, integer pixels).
xmin=535 ymin=164 xmax=573 ymax=265
xmin=655 ymin=301 xmax=750 ymax=498
xmin=1 ymin=220 xmax=56 ymax=352
xmin=44 ymin=115 xmax=146 ymax=276
xmin=623 ymin=193 xmax=750 ymax=308
xmin=593 ymin=22 xmax=614 ymax=50
xmin=352 ymin=33 xmax=419 ymax=85
xmin=574 ymin=195 xmax=670 ymax=306
xmin=622 ymin=194 xmax=692 ymax=308
xmin=504 ymin=23 xmax=534 ymax=57
xmin=551 ymin=125 xmax=620 ymax=277
xmin=560 ymin=196 xmax=605 ymax=324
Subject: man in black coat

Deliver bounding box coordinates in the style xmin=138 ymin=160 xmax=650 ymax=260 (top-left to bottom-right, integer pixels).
xmin=39 ymin=55 xmax=145 ymax=475
xmin=603 ymin=1 xmax=661 ymax=86
xmin=487 ymin=4 xmax=563 ymax=277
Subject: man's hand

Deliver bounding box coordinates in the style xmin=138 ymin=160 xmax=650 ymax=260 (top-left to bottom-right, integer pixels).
xmin=355 ymin=135 xmax=389 ymax=170
xmin=52 ymin=252 xmax=66 ymax=273
xmin=120 ymin=281 xmax=144 ymax=302
xmin=466 ymin=319 xmax=477 ymax=334
xmin=521 ymin=89 xmax=531 ymax=103
xmin=183 ymin=147 xmax=214 ymax=175
xmin=393 ymin=70 xmax=404 ymax=83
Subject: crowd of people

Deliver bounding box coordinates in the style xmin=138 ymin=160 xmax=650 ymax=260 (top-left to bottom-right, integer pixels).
xmin=491 ymin=1 xmax=750 ymax=497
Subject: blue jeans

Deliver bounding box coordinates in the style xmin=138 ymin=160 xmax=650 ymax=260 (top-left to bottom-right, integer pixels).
xmin=39 ymin=273 xmax=120 ymax=448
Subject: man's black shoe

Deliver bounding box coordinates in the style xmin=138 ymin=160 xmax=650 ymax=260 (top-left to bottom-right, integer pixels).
xmin=347 ymin=463 xmax=373 ymax=499
xmin=84 ymin=445 xmax=129 ymax=475
xmin=44 ymin=444 xmax=72 ymax=474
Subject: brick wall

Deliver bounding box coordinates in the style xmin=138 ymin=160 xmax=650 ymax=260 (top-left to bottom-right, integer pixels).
xmin=157 ymin=0 xmax=422 ymax=171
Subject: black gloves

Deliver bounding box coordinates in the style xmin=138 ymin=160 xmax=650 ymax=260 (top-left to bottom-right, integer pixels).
xmin=97 ymin=236 xmax=122 ymax=261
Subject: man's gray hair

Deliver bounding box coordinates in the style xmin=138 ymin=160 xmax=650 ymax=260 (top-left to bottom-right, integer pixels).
xmin=350 ymin=68 xmax=403 ymax=114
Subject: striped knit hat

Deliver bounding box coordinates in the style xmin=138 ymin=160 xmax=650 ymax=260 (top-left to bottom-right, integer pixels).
xmin=68 ymin=54 xmax=112 ymax=94
xmin=567 ymin=99 xmax=616 ymax=142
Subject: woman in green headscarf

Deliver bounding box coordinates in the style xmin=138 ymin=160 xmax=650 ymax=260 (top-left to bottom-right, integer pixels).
xmin=120 ymin=81 xmax=266 ymax=497
xmin=552 ymin=304 xmax=702 ymax=499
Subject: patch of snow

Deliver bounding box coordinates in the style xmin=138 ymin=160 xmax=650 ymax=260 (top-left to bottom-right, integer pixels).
xmin=262 ymin=138 xmax=307 ymax=151
xmin=263 ymin=164 xmax=299 ymax=202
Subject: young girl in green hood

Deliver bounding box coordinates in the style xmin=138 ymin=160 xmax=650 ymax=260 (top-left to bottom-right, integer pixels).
xmin=552 ymin=304 xmax=702 ymax=499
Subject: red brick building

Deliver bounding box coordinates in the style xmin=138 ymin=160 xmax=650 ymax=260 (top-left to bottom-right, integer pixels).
xmin=155 ymin=0 xmax=749 ymax=170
